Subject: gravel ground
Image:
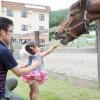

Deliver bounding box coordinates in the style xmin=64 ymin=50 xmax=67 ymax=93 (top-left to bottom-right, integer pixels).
xmin=43 ymin=49 xmax=98 ymax=81
xmin=16 ymin=48 xmax=98 ymax=84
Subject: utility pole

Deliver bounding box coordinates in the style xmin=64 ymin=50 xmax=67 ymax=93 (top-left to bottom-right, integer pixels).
xmin=96 ymin=20 xmax=100 ymax=86
xmin=34 ymin=31 xmax=40 ymax=47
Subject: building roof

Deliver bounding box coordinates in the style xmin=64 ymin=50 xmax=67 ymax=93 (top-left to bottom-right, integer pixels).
xmin=1 ymin=1 xmax=51 ymax=13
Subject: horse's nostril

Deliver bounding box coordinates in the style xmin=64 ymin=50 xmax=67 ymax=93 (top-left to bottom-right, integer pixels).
xmin=66 ymin=29 xmax=69 ymax=32
xmin=55 ymin=32 xmax=58 ymax=35
xmin=52 ymin=32 xmax=58 ymax=40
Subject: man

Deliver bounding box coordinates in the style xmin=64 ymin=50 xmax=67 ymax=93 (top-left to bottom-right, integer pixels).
xmin=0 ymin=17 xmax=40 ymax=100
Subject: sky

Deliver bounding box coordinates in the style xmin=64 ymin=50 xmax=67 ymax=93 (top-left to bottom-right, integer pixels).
xmin=4 ymin=0 xmax=78 ymax=11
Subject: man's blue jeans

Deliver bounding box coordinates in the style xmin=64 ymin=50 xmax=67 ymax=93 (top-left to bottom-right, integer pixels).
xmin=0 ymin=78 xmax=24 ymax=100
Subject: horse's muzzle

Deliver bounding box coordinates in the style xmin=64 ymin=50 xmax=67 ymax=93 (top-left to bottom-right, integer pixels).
xmin=52 ymin=32 xmax=59 ymax=40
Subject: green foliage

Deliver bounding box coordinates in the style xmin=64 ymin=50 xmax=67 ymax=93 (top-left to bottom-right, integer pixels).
xmin=49 ymin=9 xmax=68 ymax=28
xmin=49 ymin=32 xmax=54 ymax=41
xmin=89 ymin=24 xmax=96 ymax=31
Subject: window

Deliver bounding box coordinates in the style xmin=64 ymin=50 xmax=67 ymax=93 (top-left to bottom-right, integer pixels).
xmin=39 ymin=26 xmax=45 ymax=30
xmin=21 ymin=10 xmax=27 ymax=18
xmin=21 ymin=25 xmax=28 ymax=31
xmin=39 ymin=14 xmax=45 ymax=21
xmin=40 ymin=39 xmax=45 ymax=47
xmin=40 ymin=39 xmax=45 ymax=43
xmin=7 ymin=9 xmax=14 ymax=17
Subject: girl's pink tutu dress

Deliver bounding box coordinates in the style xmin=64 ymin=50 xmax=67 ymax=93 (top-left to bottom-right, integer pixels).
xmin=21 ymin=53 xmax=48 ymax=85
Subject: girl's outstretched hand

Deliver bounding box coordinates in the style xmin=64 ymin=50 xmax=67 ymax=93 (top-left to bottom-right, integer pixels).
xmin=52 ymin=42 xmax=59 ymax=49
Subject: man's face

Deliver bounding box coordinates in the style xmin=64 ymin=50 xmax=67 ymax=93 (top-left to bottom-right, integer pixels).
xmin=2 ymin=25 xmax=13 ymax=45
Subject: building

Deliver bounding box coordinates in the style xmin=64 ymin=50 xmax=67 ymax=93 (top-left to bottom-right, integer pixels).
xmin=1 ymin=1 xmax=51 ymax=44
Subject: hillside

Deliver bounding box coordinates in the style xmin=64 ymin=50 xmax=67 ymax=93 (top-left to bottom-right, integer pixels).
xmin=49 ymin=9 xmax=68 ymax=28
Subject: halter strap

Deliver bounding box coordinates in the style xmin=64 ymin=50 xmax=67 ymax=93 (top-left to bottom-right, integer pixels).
xmin=64 ymin=28 xmax=78 ymax=39
xmin=83 ymin=10 xmax=90 ymax=31
xmin=63 ymin=16 xmax=75 ymax=28
xmin=64 ymin=10 xmax=90 ymax=39
xmin=63 ymin=20 xmax=84 ymax=39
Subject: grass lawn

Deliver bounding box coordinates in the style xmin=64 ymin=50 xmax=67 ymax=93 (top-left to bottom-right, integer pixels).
xmin=8 ymin=72 xmax=100 ymax=100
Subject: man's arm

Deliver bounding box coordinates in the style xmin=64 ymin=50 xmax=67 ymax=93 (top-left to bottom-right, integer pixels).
xmin=1 ymin=48 xmax=40 ymax=77
xmin=11 ymin=60 xmax=40 ymax=77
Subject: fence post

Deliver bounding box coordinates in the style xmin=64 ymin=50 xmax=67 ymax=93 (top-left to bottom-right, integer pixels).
xmin=34 ymin=31 xmax=40 ymax=47
xmin=96 ymin=20 xmax=100 ymax=86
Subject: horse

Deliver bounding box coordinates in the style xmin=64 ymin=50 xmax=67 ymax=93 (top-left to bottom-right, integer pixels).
xmin=54 ymin=0 xmax=100 ymax=45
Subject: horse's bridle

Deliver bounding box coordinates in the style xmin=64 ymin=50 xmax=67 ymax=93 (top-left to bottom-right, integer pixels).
xmin=62 ymin=10 xmax=89 ymax=39
xmin=59 ymin=0 xmax=90 ymax=39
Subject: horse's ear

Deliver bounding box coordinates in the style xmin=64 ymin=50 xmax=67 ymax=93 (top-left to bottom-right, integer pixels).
xmin=80 ymin=0 xmax=86 ymax=8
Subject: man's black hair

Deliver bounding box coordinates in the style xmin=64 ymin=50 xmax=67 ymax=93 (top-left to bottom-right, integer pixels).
xmin=0 ymin=17 xmax=13 ymax=31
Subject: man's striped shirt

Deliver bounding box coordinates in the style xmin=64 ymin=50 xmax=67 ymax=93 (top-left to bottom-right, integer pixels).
xmin=0 ymin=41 xmax=17 ymax=96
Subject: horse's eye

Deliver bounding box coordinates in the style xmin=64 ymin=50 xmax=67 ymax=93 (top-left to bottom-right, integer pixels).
xmin=70 ymin=13 xmax=74 ymax=16
xmin=55 ymin=32 xmax=58 ymax=35
xmin=66 ymin=29 xmax=70 ymax=32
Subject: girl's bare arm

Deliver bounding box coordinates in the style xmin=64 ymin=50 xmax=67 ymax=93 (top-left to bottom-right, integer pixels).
xmin=40 ymin=43 xmax=58 ymax=57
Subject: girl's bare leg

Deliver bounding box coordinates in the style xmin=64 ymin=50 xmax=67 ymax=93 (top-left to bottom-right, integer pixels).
xmin=29 ymin=81 xmax=39 ymax=100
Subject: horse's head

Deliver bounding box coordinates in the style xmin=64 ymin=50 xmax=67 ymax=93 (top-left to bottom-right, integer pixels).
xmin=54 ymin=0 xmax=89 ymax=45
xmin=54 ymin=0 xmax=100 ymax=45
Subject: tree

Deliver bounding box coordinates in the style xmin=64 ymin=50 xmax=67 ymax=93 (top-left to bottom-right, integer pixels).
xmin=49 ymin=9 xmax=68 ymax=28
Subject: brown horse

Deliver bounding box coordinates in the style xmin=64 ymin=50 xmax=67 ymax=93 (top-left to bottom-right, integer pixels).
xmin=54 ymin=0 xmax=100 ymax=45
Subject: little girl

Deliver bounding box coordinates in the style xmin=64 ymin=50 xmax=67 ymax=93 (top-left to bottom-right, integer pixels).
xmin=21 ymin=41 xmax=58 ymax=100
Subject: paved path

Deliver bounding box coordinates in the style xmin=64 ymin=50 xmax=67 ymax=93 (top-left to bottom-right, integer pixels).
xmin=43 ymin=52 xmax=98 ymax=81
xmin=16 ymin=48 xmax=98 ymax=85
